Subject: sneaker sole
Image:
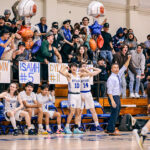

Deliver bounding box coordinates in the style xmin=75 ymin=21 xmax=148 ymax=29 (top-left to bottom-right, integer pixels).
xmin=133 ymin=130 xmax=144 ymax=150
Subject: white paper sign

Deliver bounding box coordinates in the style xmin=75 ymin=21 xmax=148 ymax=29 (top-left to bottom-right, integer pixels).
xmin=0 ymin=60 xmax=10 ymax=83
xmin=19 ymin=61 xmax=40 ymax=84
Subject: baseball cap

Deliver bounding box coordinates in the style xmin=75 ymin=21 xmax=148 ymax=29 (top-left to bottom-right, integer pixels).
xmin=63 ymin=19 xmax=71 ymax=25
xmin=103 ymin=23 xmax=109 ymax=28
xmin=18 ymin=42 xmax=25 ymax=47
xmin=45 ymin=31 xmax=54 ymax=38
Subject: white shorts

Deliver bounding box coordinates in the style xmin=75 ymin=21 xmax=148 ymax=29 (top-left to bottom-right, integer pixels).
xmin=43 ymin=109 xmax=55 ymax=119
xmin=4 ymin=110 xmax=23 ymax=121
xmin=81 ymin=92 xmax=94 ymax=109
xmin=68 ymin=94 xmax=81 ymax=109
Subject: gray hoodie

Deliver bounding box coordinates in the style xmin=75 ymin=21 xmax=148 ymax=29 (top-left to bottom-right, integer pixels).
xmin=130 ymin=50 xmax=145 ymax=74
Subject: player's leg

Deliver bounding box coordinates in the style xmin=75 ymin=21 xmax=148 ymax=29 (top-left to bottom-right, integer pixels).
xmin=24 ymin=108 xmax=32 ymax=119
xmin=78 ymin=109 xmax=83 ymax=128
xmin=52 ymin=112 xmax=64 ymax=134
xmin=19 ymin=110 xmax=35 ymax=135
xmin=6 ymin=111 xmax=18 ymax=136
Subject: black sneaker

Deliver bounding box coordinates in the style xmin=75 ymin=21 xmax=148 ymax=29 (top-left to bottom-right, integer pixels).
xmin=13 ymin=129 xmax=19 ymax=136
xmin=133 ymin=129 xmax=147 ymax=150
xmin=28 ymin=129 xmax=36 ymax=135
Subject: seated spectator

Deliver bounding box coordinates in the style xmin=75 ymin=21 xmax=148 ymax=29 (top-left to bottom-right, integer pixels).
xmin=0 ymin=83 xmax=35 ymax=136
xmin=125 ymin=32 xmax=137 ymax=51
xmin=60 ymin=34 xmax=79 ymax=63
xmin=20 ymin=82 xmax=48 ymax=135
xmin=36 ymin=17 xmax=48 ymax=40
xmin=0 ymin=30 xmax=15 ymax=59
xmin=113 ymin=44 xmax=137 ymax=98
xmin=60 ymin=20 xmax=72 ymax=42
xmin=100 ymin=23 xmax=114 ymax=64
xmin=36 ymin=84 xmax=64 ymax=134
xmin=97 ymin=57 xmax=109 ymax=97
xmin=71 ymin=45 xmax=89 ymax=64
xmin=144 ymin=34 xmax=150 ymax=50
xmin=4 ymin=9 xmax=12 ymax=24
xmin=113 ymin=27 xmax=125 ymax=52
xmin=129 ymin=44 xmax=145 ymax=98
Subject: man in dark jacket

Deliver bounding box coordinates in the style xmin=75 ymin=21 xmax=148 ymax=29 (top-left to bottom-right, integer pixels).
xmin=113 ymin=44 xmax=137 ymax=98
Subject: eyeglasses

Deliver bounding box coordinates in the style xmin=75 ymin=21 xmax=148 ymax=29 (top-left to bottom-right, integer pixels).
xmin=83 ymin=20 xmax=88 ymax=21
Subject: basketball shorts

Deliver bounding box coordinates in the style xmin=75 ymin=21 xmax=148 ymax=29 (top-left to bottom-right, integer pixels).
xmin=68 ymin=94 xmax=81 ymax=109
xmin=43 ymin=109 xmax=55 ymax=119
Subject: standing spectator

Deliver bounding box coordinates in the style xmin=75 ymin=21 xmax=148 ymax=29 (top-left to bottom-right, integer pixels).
xmin=129 ymin=44 xmax=145 ymax=98
xmin=113 ymin=27 xmax=125 ymax=52
xmin=36 ymin=17 xmax=48 ymax=40
xmin=81 ymin=17 xmax=90 ymax=36
xmin=60 ymin=20 xmax=72 ymax=42
xmin=74 ymin=23 xmax=80 ymax=30
xmin=144 ymin=34 xmax=150 ymax=50
xmin=106 ymin=56 xmax=131 ymax=135
xmin=113 ymin=44 xmax=137 ymax=98
xmin=123 ymin=28 xmax=128 ymax=39
xmin=4 ymin=9 xmax=12 ymax=24
xmin=100 ymin=23 xmax=114 ymax=64
xmin=125 ymin=33 xmax=137 ymax=51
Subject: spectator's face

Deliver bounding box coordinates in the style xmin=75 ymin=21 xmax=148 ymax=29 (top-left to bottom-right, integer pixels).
xmin=122 ymin=45 xmax=128 ymax=55
xmin=9 ymin=83 xmax=17 ymax=93
xmin=124 ymin=29 xmax=128 ymax=34
xmin=74 ymin=38 xmax=79 ymax=43
xmin=74 ymin=29 xmax=79 ymax=35
xmin=119 ymin=33 xmax=123 ymax=37
xmin=47 ymin=35 xmax=54 ymax=44
xmin=19 ymin=45 xmax=25 ymax=51
xmin=71 ymin=66 xmax=77 ymax=73
xmin=129 ymin=34 xmax=134 ymax=39
xmin=41 ymin=18 xmax=46 ymax=25
xmin=64 ymin=23 xmax=70 ymax=29
xmin=0 ymin=19 xmax=5 ymax=26
xmin=111 ymin=64 xmax=119 ymax=74
xmin=79 ymin=47 xmax=85 ymax=55
xmin=5 ymin=14 xmax=10 ymax=19
xmin=137 ymin=46 xmax=142 ymax=54
xmin=82 ymin=19 xmax=89 ymax=26
xmin=98 ymin=60 xmax=105 ymax=66
xmin=128 ymin=29 xmax=133 ymax=33
xmin=81 ymin=64 xmax=87 ymax=70
xmin=104 ymin=27 xmax=109 ymax=32
xmin=52 ymin=28 xmax=58 ymax=34
xmin=41 ymin=88 xmax=49 ymax=96
xmin=3 ymin=33 xmax=10 ymax=40
xmin=25 ymin=85 xmax=33 ymax=94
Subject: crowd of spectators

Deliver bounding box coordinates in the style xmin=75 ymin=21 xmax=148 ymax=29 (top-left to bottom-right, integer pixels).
xmin=0 ymin=6 xmax=150 ymax=99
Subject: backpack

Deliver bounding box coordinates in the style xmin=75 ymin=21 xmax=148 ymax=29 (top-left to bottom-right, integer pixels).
xmin=119 ymin=114 xmax=136 ymax=131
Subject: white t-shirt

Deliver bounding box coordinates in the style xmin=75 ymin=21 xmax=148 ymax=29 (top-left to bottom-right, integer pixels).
xmin=20 ymin=91 xmax=36 ymax=105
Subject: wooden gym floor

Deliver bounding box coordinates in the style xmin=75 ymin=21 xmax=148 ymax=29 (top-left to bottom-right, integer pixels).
xmin=0 ymin=131 xmax=149 ymax=150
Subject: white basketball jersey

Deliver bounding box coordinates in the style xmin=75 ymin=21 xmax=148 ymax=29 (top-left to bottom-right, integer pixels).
xmin=4 ymin=93 xmax=18 ymax=112
xmin=81 ymin=76 xmax=91 ymax=91
xmin=68 ymin=74 xmax=81 ymax=93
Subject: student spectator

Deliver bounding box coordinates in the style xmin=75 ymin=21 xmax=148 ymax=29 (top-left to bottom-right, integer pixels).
xmin=60 ymin=20 xmax=72 ymax=42
xmin=113 ymin=27 xmax=125 ymax=52
xmin=74 ymin=22 xmax=80 ymax=30
xmin=36 ymin=84 xmax=64 ymax=134
xmin=81 ymin=17 xmax=90 ymax=36
xmin=144 ymin=34 xmax=150 ymax=50
xmin=60 ymin=34 xmax=79 ymax=63
xmin=125 ymin=33 xmax=137 ymax=51
xmin=4 ymin=9 xmax=12 ymax=23
xmin=0 ymin=30 xmax=15 ymax=59
xmin=123 ymin=28 xmax=128 ymax=39
xmin=0 ymin=83 xmax=35 ymax=136
xmin=100 ymin=23 xmax=114 ymax=64
xmin=36 ymin=17 xmax=48 ymax=40
xmin=113 ymin=44 xmax=137 ymax=98
xmin=129 ymin=44 xmax=145 ymax=98
xmin=20 ymin=82 xmax=48 ymax=135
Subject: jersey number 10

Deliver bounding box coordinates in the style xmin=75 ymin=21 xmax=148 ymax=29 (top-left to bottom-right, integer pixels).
xmin=75 ymin=83 xmax=80 ymax=88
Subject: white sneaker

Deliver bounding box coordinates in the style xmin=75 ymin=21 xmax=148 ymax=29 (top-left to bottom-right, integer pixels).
xmin=130 ymin=93 xmax=135 ymax=98
xmin=135 ymin=93 xmax=140 ymax=98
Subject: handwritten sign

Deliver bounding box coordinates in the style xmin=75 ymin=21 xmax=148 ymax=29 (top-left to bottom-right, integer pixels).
xmin=19 ymin=61 xmax=40 ymax=84
xmin=48 ymin=63 xmax=68 ymax=84
xmin=0 ymin=60 xmax=10 ymax=83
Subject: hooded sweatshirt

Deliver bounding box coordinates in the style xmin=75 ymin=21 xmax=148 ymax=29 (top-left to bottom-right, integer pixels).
xmin=130 ymin=50 xmax=145 ymax=74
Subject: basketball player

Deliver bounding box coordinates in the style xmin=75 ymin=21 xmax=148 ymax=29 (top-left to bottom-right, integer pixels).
xmin=0 ymin=83 xmax=35 ymax=136
xmin=79 ymin=62 xmax=102 ymax=130
xmin=59 ymin=62 xmax=88 ymax=134
xmin=36 ymin=84 xmax=64 ymax=134
xmin=20 ymin=82 xmax=48 ymax=135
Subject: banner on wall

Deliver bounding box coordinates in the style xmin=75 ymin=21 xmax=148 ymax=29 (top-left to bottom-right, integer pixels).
xmin=0 ymin=60 xmax=10 ymax=83
xmin=19 ymin=61 xmax=40 ymax=84
xmin=48 ymin=63 xmax=68 ymax=84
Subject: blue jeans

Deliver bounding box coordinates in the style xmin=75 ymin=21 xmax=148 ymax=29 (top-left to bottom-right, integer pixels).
xmin=100 ymin=50 xmax=113 ymax=64
xmin=128 ymin=69 xmax=141 ymax=93
xmin=107 ymin=96 xmax=121 ymax=133
xmin=121 ymin=73 xmax=127 ymax=97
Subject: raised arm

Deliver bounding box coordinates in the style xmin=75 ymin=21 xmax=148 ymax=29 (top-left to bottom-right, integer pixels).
xmin=124 ymin=55 xmax=131 ymax=68
xmin=59 ymin=65 xmax=71 ymax=79
xmin=89 ymin=67 xmax=101 ymax=76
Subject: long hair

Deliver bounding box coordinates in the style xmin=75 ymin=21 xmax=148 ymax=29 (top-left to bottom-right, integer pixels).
xmin=77 ymin=45 xmax=88 ymax=63
xmin=7 ymin=83 xmax=19 ymax=96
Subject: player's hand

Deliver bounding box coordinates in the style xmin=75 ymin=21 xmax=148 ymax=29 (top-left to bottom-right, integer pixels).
xmin=112 ymin=101 xmax=117 ymax=108
xmin=37 ymin=103 xmax=42 ymax=108
xmin=128 ymin=55 xmax=132 ymax=59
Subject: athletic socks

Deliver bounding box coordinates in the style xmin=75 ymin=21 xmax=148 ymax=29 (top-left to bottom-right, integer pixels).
xmin=141 ymin=126 xmax=149 ymax=135
xmin=95 ymin=121 xmax=99 ymax=127
xmin=58 ymin=125 xmax=61 ymax=130
xmin=66 ymin=124 xmax=70 ymax=128
xmin=38 ymin=124 xmax=43 ymax=129
xmin=10 ymin=117 xmax=17 ymax=129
